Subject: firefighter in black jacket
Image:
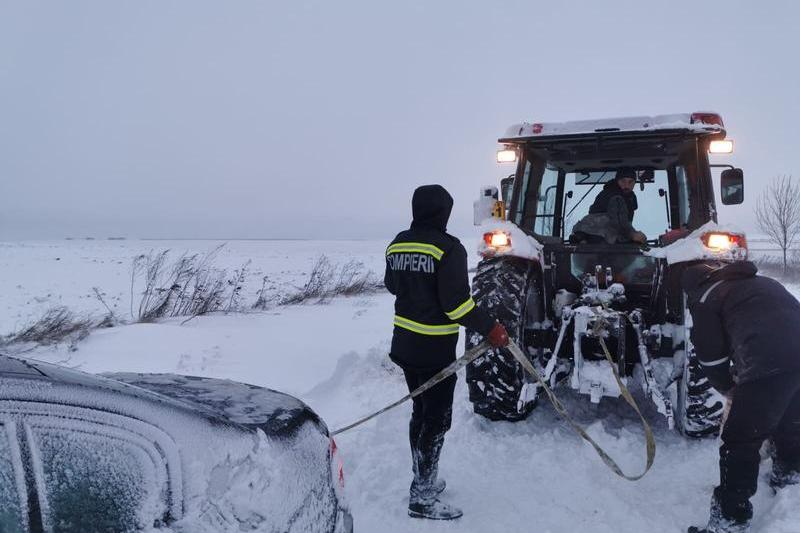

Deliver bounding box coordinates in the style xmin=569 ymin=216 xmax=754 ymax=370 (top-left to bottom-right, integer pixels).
xmin=385 ymin=184 xmax=509 ymax=521
xmin=682 ymin=260 xmax=800 ymax=533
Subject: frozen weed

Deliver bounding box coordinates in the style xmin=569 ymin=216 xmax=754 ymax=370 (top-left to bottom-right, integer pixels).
xmin=132 ymin=245 xmax=251 ymax=321
xmin=1 ymin=307 xmax=98 ymax=352
xmin=280 ymin=255 xmax=383 ymax=305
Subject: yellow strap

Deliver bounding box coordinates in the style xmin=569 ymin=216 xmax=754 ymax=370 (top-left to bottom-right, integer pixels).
xmin=393 ymin=315 xmax=459 ymax=336
xmin=445 ymin=297 xmax=476 ymax=320
xmin=386 ymin=242 xmax=444 ymax=260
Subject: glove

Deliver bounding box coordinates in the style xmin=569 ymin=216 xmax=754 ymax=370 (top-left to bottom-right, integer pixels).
xmin=630 ymin=230 xmax=647 ymax=244
xmin=487 ymin=322 xmax=509 ymax=348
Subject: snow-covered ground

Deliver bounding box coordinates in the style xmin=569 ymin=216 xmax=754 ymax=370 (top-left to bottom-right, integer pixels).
xmin=1 ymin=239 xmax=798 ymax=533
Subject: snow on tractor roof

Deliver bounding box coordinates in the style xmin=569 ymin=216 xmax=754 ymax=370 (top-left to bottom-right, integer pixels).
xmin=502 ymin=112 xmax=725 ymax=141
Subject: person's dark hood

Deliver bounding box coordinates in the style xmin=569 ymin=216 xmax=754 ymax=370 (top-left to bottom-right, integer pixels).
xmin=411 ymin=185 xmax=453 ymax=232
xmin=680 ymin=260 xmax=758 ymax=296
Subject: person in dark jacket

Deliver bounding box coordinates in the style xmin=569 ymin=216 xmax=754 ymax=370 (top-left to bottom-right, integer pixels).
xmin=681 ymin=260 xmax=800 ymax=533
xmin=571 ymin=168 xmax=647 ymax=244
xmin=385 ymin=184 xmax=509 ymax=521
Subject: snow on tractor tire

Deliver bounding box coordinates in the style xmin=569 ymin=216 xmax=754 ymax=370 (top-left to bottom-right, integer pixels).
xmin=468 ymin=112 xmax=747 ymax=438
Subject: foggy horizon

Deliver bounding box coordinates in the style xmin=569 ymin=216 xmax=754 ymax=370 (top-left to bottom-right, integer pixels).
xmin=2 ymin=1 xmax=797 ymax=242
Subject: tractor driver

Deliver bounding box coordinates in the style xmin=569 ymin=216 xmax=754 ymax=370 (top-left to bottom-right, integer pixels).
xmin=570 ymin=168 xmax=648 ymax=245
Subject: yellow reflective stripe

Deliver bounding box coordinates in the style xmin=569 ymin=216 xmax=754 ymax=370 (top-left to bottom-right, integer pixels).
xmin=386 ymin=242 xmax=444 ymax=260
xmin=393 ymin=315 xmax=459 ymax=336
xmin=445 ymin=297 xmax=476 ymax=320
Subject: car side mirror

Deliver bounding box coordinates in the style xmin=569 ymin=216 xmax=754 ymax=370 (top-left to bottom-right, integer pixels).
xmin=720 ymin=168 xmax=744 ymax=205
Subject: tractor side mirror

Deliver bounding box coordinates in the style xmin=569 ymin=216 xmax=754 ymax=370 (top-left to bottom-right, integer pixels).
xmin=720 ymin=168 xmax=744 ymax=205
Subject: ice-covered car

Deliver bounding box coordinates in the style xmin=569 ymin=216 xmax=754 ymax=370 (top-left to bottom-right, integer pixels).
xmin=0 ymin=355 xmax=352 ymax=533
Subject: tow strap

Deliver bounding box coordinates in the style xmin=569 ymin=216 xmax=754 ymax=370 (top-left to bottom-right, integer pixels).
xmin=331 ymin=340 xmax=493 ymax=436
xmin=332 ymin=336 xmax=656 ymax=481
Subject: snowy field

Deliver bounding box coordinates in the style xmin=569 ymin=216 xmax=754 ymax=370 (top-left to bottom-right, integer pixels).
xmin=1 ymin=239 xmax=798 ymax=533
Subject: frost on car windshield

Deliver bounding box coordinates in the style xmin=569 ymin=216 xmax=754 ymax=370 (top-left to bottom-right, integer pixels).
xmin=31 ymin=424 xmax=162 ymax=533
xmin=0 ymin=423 xmax=26 ymax=533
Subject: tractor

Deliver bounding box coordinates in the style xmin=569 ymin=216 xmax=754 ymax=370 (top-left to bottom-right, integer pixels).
xmin=468 ymin=112 xmax=747 ymax=437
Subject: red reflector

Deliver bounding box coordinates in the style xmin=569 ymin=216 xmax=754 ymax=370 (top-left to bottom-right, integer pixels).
xmin=532 ymin=123 xmax=543 ymax=134
xmin=690 ymin=112 xmax=724 ymax=128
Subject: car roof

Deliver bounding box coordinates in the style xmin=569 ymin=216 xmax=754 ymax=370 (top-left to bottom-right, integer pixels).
xmin=0 ymin=354 xmax=325 ymax=438
xmin=105 ymin=372 xmax=326 ymax=437
xmin=500 ymin=113 xmax=725 ymax=144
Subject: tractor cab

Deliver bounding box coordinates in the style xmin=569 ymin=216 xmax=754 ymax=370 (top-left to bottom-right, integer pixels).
xmin=477 ymin=112 xmax=745 ymax=317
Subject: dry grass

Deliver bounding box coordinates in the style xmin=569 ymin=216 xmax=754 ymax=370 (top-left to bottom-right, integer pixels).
xmin=131 ymin=246 xmax=251 ymax=322
xmin=280 ymin=255 xmax=383 ymax=305
xmin=1 ymin=253 xmax=385 ymax=352
xmin=1 ymin=307 xmax=98 ymax=352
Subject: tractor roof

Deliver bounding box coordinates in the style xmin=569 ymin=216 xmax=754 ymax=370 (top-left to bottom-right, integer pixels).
xmin=500 ymin=112 xmax=726 ymax=144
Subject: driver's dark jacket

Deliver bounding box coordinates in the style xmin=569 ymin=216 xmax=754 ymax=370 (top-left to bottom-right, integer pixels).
xmin=571 ymin=181 xmax=638 ymax=243
xmin=588 ymin=180 xmax=638 ymax=234
xmin=385 ymin=186 xmax=495 ymax=371
xmin=682 ymin=261 xmax=800 ymax=394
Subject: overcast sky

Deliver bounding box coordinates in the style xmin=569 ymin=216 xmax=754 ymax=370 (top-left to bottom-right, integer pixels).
xmin=1 ymin=0 xmax=797 ymax=240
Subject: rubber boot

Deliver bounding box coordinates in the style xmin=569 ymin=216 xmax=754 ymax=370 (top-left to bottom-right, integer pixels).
xmin=411 ymin=478 xmax=446 ymax=498
xmin=687 ymin=493 xmax=750 ymax=533
xmin=769 ymin=459 xmax=800 ymax=493
xmin=409 ymin=435 xmax=446 ymax=499
xmin=408 ymin=499 xmax=463 ymax=520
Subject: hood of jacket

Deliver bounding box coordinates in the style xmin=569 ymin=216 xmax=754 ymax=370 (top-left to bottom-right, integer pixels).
xmin=411 ymin=184 xmax=453 ymax=232
xmin=680 ymin=260 xmax=758 ymax=296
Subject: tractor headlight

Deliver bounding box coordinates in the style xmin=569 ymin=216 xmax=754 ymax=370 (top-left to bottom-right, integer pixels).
xmin=708 ymin=139 xmax=734 ymax=154
xmin=702 ymin=232 xmax=747 ymax=259
xmin=484 ymin=231 xmax=511 ymax=249
xmin=496 ymin=148 xmax=518 ymax=164
xmin=704 ymin=233 xmax=734 ymax=250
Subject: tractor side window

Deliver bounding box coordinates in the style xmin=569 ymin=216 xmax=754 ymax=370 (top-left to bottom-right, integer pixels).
xmin=512 ymin=159 xmax=533 ymax=226
xmin=533 ymin=166 xmax=559 ymax=236
xmin=674 ymin=166 xmax=691 ymax=228
xmin=0 ymin=423 xmax=26 ymax=533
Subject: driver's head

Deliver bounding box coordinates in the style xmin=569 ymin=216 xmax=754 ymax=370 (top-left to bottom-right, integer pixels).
xmin=615 ymin=168 xmax=637 ymax=193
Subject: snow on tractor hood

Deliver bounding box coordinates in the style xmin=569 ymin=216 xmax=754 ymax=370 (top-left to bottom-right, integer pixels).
xmin=644 ymin=222 xmax=747 ymax=264
xmin=477 ymin=219 xmax=543 ymax=261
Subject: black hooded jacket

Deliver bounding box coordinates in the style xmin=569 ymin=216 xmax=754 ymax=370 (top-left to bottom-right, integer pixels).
xmin=385 ymin=185 xmax=496 ymax=371
xmin=682 ymin=260 xmax=800 ymax=394
xmin=588 ymin=180 xmax=638 ymax=236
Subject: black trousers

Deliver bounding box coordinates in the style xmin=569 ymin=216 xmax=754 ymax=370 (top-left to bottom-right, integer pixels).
xmin=402 ymin=368 xmax=457 ymax=504
xmin=716 ymin=371 xmax=800 ymax=522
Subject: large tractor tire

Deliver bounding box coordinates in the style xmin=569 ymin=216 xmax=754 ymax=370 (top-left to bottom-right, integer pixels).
xmin=675 ymin=309 xmax=725 ymax=437
xmin=466 ymin=256 xmax=537 ymax=421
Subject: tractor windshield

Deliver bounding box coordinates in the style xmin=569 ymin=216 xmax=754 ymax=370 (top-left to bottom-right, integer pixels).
xmin=511 ymin=135 xmax=707 ymax=244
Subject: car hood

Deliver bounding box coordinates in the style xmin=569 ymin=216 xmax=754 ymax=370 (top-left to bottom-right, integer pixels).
xmin=103 ymin=372 xmax=327 ymax=438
